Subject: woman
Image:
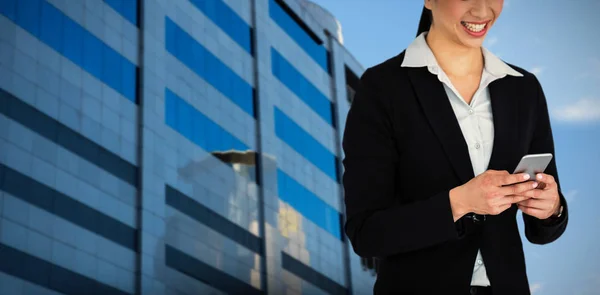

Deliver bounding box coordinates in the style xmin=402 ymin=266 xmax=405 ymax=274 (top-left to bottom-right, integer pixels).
xmin=342 ymin=0 xmax=568 ymax=294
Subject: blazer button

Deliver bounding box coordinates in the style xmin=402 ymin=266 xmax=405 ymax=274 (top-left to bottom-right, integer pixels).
xmin=470 ymin=286 xmax=478 ymax=295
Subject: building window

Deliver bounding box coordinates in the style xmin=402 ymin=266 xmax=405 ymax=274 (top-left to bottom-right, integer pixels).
xmin=344 ymin=66 xmax=359 ymax=105
xmin=269 ymin=0 xmax=330 ymax=73
xmin=271 ymin=48 xmax=333 ymax=126
xmin=361 ymin=257 xmax=379 ymax=276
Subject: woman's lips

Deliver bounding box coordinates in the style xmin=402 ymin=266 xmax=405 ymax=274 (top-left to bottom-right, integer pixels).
xmin=461 ymin=21 xmax=490 ymax=37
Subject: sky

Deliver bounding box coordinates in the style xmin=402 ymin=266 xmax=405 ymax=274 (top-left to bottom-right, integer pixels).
xmin=309 ymin=0 xmax=600 ymax=294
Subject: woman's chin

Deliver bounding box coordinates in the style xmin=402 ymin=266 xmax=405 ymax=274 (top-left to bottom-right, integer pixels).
xmin=458 ymin=35 xmax=485 ymax=49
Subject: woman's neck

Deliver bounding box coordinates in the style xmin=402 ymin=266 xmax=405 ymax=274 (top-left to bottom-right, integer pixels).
xmin=425 ymin=28 xmax=484 ymax=78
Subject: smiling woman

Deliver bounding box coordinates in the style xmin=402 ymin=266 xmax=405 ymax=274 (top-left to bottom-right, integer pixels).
xmin=341 ymin=0 xmax=569 ymax=294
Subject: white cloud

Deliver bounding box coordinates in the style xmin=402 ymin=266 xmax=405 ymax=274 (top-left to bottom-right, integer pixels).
xmin=552 ymin=98 xmax=600 ymax=122
xmin=485 ymin=36 xmax=498 ymax=48
xmin=564 ymin=190 xmax=579 ymax=204
xmin=530 ymin=283 xmax=544 ymax=294
xmin=530 ymin=67 xmax=544 ymax=76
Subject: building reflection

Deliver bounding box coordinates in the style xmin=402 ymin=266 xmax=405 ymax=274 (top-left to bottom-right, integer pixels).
xmin=173 ymin=148 xmax=263 ymax=291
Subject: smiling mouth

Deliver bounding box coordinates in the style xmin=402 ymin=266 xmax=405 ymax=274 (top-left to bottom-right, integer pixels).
xmin=461 ymin=21 xmax=489 ymax=33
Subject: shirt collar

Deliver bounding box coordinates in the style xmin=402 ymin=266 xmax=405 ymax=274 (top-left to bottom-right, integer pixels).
xmin=401 ymin=32 xmax=523 ymax=78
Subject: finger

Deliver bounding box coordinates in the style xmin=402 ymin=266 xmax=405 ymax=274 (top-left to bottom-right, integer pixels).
xmin=516 ymin=198 xmax=551 ymax=210
xmin=499 ymin=173 xmax=532 ymax=186
xmin=536 ymin=181 xmax=547 ymax=190
xmin=517 ymin=204 xmax=546 ymax=218
xmin=490 ymin=203 xmax=512 ymax=215
xmin=536 ymin=173 xmax=556 ymax=190
xmin=496 ymin=203 xmax=512 ymax=214
xmin=519 ymin=188 xmax=544 ymax=199
xmin=497 ymin=194 xmax=531 ymax=206
xmin=498 ymin=180 xmax=539 ymax=196
xmin=536 ymin=173 xmax=556 ymax=184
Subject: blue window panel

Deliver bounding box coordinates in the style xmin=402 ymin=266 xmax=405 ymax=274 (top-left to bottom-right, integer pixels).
xmin=103 ymin=0 xmax=137 ymax=26
xmin=102 ymin=45 xmax=122 ymax=95
xmin=271 ymin=48 xmax=332 ymax=125
xmin=62 ymin=18 xmax=84 ymax=66
xmin=16 ymin=0 xmax=41 ymax=37
xmin=0 ymin=0 xmax=17 ymax=21
xmin=220 ymin=134 xmax=232 ymax=152
xmin=189 ymin=0 xmax=252 ymax=54
xmin=83 ymin=33 xmax=104 ymax=79
xmin=177 ymin=98 xmax=192 ymax=139
xmin=121 ymin=0 xmax=137 ymax=26
xmin=277 ymin=169 xmax=340 ymax=239
xmin=165 ymin=17 xmax=254 ymax=117
xmin=103 ymin=0 xmax=122 ymax=15
xmin=274 ymin=108 xmax=337 ymax=182
xmin=191 ymin=45 xmax=205 ymax=77
xmin=165 ymin=90 xmax=177 ymax=128
xmin=165 ymin=88 xmax=250 ymax=153
xmin=205 ymin=124 xmax=219 ymax=152
xmin=165 ymin=17 xmax=177 ymax=55
xmin=269 ymin=0 xmax=328 ymax=72
xmin=103 ymin=0 xmax=122 ymax=11
xmin=39 ymin=2 xmax=63 ymax=52
xmin=0 ymin=0 xmax=137 ymax=104
xmin=122 ymin=59 xmax=136 ymax=103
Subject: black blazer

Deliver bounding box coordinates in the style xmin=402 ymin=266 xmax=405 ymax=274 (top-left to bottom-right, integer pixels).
xmin=342 ymin=52 xmax=568 ymax=295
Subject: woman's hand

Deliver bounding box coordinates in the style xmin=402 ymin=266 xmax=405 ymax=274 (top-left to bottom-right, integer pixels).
xmin=449 ymin=170 xmax=538 ymax=221
xmin=515 ymin=173 xmax=562 ymax=220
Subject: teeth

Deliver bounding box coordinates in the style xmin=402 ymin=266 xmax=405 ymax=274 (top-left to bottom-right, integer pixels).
xmin=462 ymin=21 xmax=487 ymax=33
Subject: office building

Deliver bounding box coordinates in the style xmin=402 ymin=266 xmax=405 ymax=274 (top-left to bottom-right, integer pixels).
xmin=0 ymin=0 xmax=374 ymax=294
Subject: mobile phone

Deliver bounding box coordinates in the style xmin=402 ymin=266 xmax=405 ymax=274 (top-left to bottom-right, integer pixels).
xmin=513 ymin=153 xmax=553 ymax=180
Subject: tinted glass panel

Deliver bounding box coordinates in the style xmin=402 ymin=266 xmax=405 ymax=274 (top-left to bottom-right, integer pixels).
xmin=269 ymin=0 xmax=329 ymax=72
xmin=274 ymin=107 xmax=337 ymax=182
xmin=271 ymin=48 xmax=332 ymax=125
xmin=103 ymin=0 xmax=138 ymax=26
xmin=0 ymin=0 xmax=138 ymax=103
xmin=277 ymin=169 xmax=341 ymax=239
xmin=165 ymin=88 xmax=249 ymax=153
xmin=188 ymin=0 xmax=251 ymax=54
xmin=165 ymin=17 xmax=254 ymax=117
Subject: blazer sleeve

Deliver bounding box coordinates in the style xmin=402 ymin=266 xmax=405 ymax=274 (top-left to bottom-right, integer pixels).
xmin=342 ymin=69 xmax=459 ymax=258
xmin=522 ymin=75 xmax=569 ymax=245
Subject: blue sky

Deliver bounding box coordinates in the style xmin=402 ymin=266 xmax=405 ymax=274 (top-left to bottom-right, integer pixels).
xmin=310 ymin=0 xmax=600 ymax=293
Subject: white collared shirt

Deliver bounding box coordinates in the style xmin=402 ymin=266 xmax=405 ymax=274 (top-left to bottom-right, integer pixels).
xmin=401 ymin=32 xmax=523 ymax=286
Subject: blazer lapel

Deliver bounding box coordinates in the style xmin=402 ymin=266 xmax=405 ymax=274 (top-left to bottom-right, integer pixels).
xmin=487 ymin=78 xmax=521 ymax=172
xmin=408 ymin=67 xmax=475 ymax=184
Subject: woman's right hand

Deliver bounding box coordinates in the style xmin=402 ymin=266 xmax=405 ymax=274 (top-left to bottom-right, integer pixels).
xmin=449 ymin=170 xmax=539 ymax=221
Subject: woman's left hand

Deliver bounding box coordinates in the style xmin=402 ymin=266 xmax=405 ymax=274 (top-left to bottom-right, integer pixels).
xmin=516 ymin=173 xmax=562 ymax=220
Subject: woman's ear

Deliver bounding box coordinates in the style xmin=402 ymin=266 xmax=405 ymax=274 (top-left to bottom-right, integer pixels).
xmin=424 ymin=0 xmax=433 ymax=10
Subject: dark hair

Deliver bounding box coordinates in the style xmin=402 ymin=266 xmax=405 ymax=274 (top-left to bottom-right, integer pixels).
xmin=416 ymin=7 xmax=433 ymax=37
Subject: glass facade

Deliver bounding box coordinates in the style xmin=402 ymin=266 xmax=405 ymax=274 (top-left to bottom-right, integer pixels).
xmin=0 ymin=0 xmax=374 ymax=294
xmin=269 ymin=0 xmax=329 ymax=73
xmin=1 ymin=0 xmax=138 ymax=103
xmin=165 ymin=16 xmax=255 ymax=117
xmin=103 ymin=0 xmax=138 ymax=26
xmin=165 ymin=88 xmax=249 ymax=153
xmin=274 ymin=107 xmax=338 ymax=181
xmin=188 ymin=0 xmax=252 ymax=54
xmin=272 ymin=48 xmax=333 ymax=126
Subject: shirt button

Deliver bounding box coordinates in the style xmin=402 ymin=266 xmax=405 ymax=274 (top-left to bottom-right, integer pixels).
xmin=469 ymin=109 xmax=474 ymax=115
xmin=477 ymin=260 xmax=483 ymax=265
xmin=475 ymin=143 xmax=481 ymax=149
